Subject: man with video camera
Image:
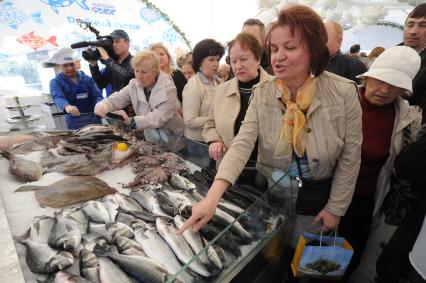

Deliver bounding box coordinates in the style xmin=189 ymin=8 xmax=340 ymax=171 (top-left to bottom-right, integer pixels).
xmin=88 ymin=29 xmax=134 ymax=97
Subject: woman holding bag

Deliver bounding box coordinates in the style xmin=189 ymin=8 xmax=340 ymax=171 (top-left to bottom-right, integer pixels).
xmin=178 ymin=4 xmax=362 ymax=249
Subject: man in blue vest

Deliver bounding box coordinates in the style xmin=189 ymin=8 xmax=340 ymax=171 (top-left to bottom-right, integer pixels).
xmin=49 ymin=48 xmax=104 ymax=129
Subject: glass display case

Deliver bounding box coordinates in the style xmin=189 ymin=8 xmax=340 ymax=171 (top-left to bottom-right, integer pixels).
xmin=0 ymin=125 xmax=296 ymax=283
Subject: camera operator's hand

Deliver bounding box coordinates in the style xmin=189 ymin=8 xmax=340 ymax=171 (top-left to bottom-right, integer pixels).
xmin=64 ymin=105 xmax=80 ymax=116
xmin=94 ymin=102 xmax=112 ymax=118
xmin=88 ymin=60 xmax=98 ymax=67
xmin=97 ymin=47 xmax=109 ymax=61
xmin=113 ymin=110 xmax=131 ymax=125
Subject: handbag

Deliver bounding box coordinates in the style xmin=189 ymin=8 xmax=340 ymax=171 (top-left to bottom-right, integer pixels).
xmin=383 ymin=125 xmax=420 ymax=226
xmin=294 ymin=156 xmax=333 ymax=216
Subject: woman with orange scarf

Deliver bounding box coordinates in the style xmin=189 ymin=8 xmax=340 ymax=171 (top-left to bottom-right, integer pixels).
xmin=178 ymin=5 xmax=362 ymax=250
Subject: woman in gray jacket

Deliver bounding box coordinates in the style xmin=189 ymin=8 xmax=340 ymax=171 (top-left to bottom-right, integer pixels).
xmin=95 ymin=51 xmax=184 ymax=149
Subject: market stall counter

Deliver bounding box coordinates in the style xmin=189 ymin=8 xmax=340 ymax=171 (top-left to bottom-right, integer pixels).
xmin=0 ymin=126 xmax=292 ymax=283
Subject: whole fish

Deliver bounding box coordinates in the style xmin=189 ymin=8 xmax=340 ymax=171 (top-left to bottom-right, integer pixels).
xmin=199 ymin=224 xmax=241 ymax=257
xmin=130 ymin=188 xmax=170 ymax=217
xmin=156 ymin=191 xmax=179 ymax=216
xmin=103 ymin=193 xmax=143 ymax=212
xmin=81 ymin=234 xmax=115 ymax=253
xmin=116 ymin=235 xmax=146 ymax=257
xmin=1 ymin=151 xmax=43 ymax=181
xmin=117 ymin=207 xmax=158 ymax=223
xmin=213 ymin=207 xmax=254 ymax=243
xmin=101 ymin=198 xmax=119 ymax=222
xmin=162 ymin=188 xmax=194 ymax=213
xmin=62 ymin=207 xmax=89 ymax=234
xmin=174 ymin=215 xmax=220 ymax=273
xmin=79 ymin=249 xmax=101 ymax=283
xmin=81 ymin=201 xmax=111 ymax=224
xmin=134 ymin=228 xmax=194 ymax=283
xmin=170 ymin=173 xmax=196 ymax=190
xmin=106 ymin=253 xmax=171 ymax=283
xmin=98 ymin=257 xmax=133 ymax=283
xmin=26 ymin=215 xmax=55 ymax=244
xmin=10 ymin=134 xmax=62 ymax=155
xmin=89 ymin=222 xmax=134 ymax=243
xmin=156 ymin=217 xmax=211 ymax=277
xmin=15 ymin=176 xmax=116 ymax=208
xmin=14 ymin=230 xmax=74 ymax=274
xmin=48 ymin=211 xmax=81 ymax=251
xmin=54 ymin=271 xmax=91 ymax=283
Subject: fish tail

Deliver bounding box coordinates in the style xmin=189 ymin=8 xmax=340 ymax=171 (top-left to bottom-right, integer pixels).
xmin=15 ymin=185 xmax=39 ymax=192
xmin=48 ymin=36 xmax=59 ymax=47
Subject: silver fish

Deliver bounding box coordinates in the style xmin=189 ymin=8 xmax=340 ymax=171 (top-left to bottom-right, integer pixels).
xmin=130 ymin=188 xmax=170 ymax=217
xmin=156 ymin=218 xmax=211 ymax=277
xmin=62 ymin=207 xmax=89 ymax=234
xmin=107 ymin=253 xmax=172 ymax=283
xmin=134 ymin=228 xmax=194 ymax=283
xmin=54 ymin=271 xmax=91 ymax=283
xmin=103 ymin=193 xmax=143 ymax=212
xmin=79 ymin=249 xmax=101 ymax=283
xmin=14 ymin=230 xmax=74 ymax=274
xmin=0 ymin=151 xmax=43 ymax=181
xmin=89 ymin=222 xmax=134 ymax=243
xmin=102 ymin=197 xmax=119 ymax=222
xmin=81 ymin=234 xmax=116 ymax=253
xmin=116 ymin=235 xmax=146 ymax=257
xmin=162 ymin=188 xmax=194 ymax=213
xmin=174 ymin=215 xmax=221 ymax=272
xmin=214 ymin=207 xmax=254 ymax=241
xmin=170 ymin=173 xmax=196 ymax=190
xmin=98 ymin=257 xmax=133 ymax=283
xmin=81 ymin=201 xmax=111 ymax=223
xmin=48 ymin=211 xmax=81 ymax=251
xmin=27 ymin=215 xmax=55 ymax=244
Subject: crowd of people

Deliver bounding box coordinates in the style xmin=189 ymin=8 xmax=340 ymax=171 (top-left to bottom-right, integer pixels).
xmin=44 ymin=3 xmax=426 ymax=282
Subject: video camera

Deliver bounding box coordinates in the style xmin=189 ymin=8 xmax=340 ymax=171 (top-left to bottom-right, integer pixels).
xmin=70 ymin=19 xmax=116 ymax=61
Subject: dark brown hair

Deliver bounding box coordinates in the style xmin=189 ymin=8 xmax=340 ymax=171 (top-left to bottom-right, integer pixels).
xmin=265 ymin=5 xmax=330 ymax=77
xmin=192 ymin=39 xmax=225 ymax=71
xmin=228 ymin=32 xmax=263 ymax=61
xmin=243 ymin=18 xmax=265 ymax=31
xmin=407 ymin=3 xmax=426 ymax=20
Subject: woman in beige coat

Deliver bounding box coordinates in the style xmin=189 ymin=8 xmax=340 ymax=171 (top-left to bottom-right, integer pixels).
xmin=94 ymin=51 xmax=184 ymax=149
xmin=203 ymin=33 xmax=272 ymax=170
xmin=179 ymin=5 xmax=362 ymax=246
xmin=182 ymin=39 xmax=224 ymax=167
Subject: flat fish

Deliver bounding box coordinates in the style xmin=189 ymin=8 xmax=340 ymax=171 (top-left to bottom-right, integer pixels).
xmin=10 ymin=134 xmax=62 ymax=154
xmin=15 ymin=176 xmax=116 ymax=208
xmin=1 ymin=151 xmax=43 ymax=181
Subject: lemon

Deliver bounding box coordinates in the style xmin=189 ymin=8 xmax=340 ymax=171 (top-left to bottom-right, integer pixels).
xmin=115 ymin=142 xmax=128 ymax=151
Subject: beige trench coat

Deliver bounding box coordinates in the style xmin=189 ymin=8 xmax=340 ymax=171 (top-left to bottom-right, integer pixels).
xmin=215 ymin=71 xmax=363 ymax=216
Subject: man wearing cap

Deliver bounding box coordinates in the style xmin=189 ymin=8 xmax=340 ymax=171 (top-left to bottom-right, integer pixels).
xmin=402 ymin=3 xmax=426 ymax=123
xmin=49 ymin=48 xmax=104 ymax=129
xmin=88 ymin=29 xmax=134 ymax=94
xmin=324 ymin=21 xmax=367 ymax=84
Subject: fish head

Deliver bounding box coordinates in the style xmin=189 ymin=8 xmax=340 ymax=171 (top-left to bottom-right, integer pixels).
xmin=50 ymin=250 xmax=74 ymax=271
xmin=79 ymin=249 xmax=99 ymax=268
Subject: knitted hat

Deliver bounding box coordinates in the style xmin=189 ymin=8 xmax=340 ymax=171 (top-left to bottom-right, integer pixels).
xmin=49 ymin=48 xmax=75 ymax=65
xmin=357 ymin=46 xmax=421 ymax=94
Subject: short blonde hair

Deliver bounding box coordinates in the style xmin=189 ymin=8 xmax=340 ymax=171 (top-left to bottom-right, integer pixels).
xmin=131 ymin=50 xmax=160 ymax=74
xmin=149 ymin=43 xmax=173 ymax=76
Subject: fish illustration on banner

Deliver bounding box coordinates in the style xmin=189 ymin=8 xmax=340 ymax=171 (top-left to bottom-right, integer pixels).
xmin=162 ymin=28 xmax=179 ymax=45
xmin=0 ymin=0 xmax=43 ymax=29
xmin=16 ymin=31 xmax=58 ymax=50
xmin=140 ymin=6 xmax=162 ymax=24
xmin=39 ymin=0 xmax=90 ymax=14
xmin=64 ymin=31 xmax=93 ymax=43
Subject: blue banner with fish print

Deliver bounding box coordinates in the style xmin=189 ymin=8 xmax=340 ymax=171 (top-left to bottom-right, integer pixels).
xmin=0 ymin=0 xmax=190 ymax=59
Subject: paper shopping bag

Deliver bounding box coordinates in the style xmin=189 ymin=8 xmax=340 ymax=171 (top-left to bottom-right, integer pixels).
xmin=291 ymin=232 xmax=354 ymax=279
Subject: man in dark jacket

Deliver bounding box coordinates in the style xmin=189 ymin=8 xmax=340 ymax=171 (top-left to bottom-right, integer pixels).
xmin=403 ymin=3 xmax=426 ymax=123
xmin=88 ymin=29 xmax=135 ymax=116
xmin=324 ymin=21 xmax=367 ymax=84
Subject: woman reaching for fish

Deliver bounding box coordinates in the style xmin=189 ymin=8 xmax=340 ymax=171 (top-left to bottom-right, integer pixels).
xmin=94 ymin=51 xmax=185 ymax=150
xmin=178 ymin=5 xmax=362 ymax=251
